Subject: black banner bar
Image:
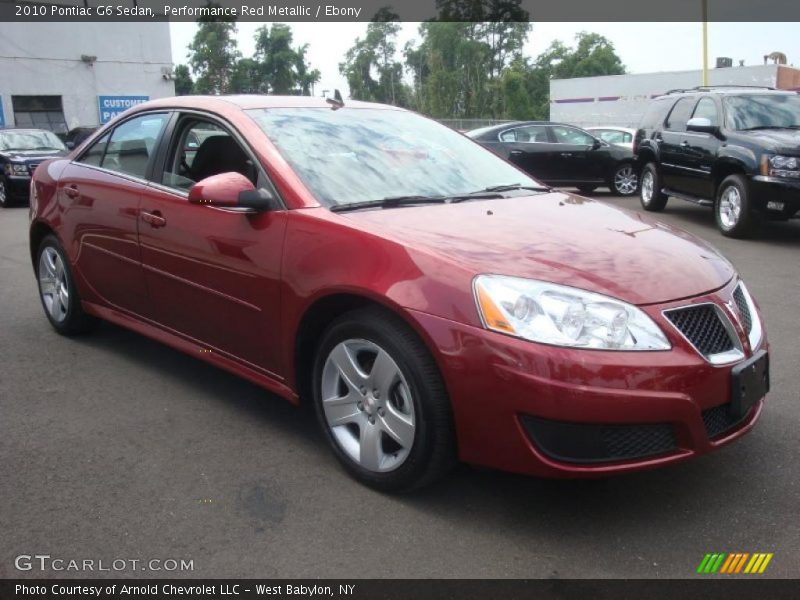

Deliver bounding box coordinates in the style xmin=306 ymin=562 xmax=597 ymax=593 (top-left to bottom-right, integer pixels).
xmin=2 ymin=579 xmax=800 ymax=600
xmin=3 ymin=0 xmax=800 ymax=22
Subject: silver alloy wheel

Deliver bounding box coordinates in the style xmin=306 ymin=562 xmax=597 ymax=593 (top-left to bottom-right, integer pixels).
xmin=614 ymin=165 xmax=638 ymax=195
xmin=640 ymin=170 xmax=654 ymax=204
xmin=719 ymin=185 xmax=742 ymax=229
xmin=321 ymin=339 xmax=416 ymax=472
xmin=0 ymin=180 xmax=7 ymax=205
xmin=38 ymin=247 xmax=70 ymax=323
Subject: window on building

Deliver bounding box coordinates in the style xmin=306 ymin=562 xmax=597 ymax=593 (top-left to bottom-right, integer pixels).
xmin=12 ymin=96 xmax=68 ymax=135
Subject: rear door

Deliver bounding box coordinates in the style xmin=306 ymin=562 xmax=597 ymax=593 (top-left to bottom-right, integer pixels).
xmin=137 ymin=112 xmax=287 ymax=375
xmin=659 ymin=96 xmax=698 ymax=193
xmin=59 ymin=112 xmax=169 ymax=317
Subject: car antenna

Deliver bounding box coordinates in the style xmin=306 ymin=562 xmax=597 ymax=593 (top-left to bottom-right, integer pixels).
xmin=326 ymin=89 xmax=345 ymax=110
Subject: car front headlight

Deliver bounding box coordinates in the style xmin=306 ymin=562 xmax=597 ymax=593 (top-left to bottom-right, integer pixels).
xmin=4 ymin=163 xmax=30 ymax=177
xmin=473 ymin=275 xmax=671 ymax=350
xmin=766 ymin=155 xmax=800 ymax=179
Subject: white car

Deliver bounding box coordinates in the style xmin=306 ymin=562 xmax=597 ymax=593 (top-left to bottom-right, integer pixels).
xmin=586 ymin=126 xmax=637 ymax=150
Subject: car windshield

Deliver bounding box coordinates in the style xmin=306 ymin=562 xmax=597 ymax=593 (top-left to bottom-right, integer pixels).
xmin=723 ymin=94 xmax=800 ymax=130
xmin=248 ymin=108 xmax=542 ymax=206
xmin=0 ymin=130 xmax=66 ymax=151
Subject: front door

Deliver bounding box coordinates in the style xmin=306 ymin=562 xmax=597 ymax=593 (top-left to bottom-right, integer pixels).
xmin=138 ymin=114 xmax=287 ymax=376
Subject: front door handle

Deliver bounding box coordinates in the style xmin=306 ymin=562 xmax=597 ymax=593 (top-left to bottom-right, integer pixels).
xmin=64 ymin=185 xmax=79 ymax=199
xmin=509 ymin=150 xmax=523 ymax=156
xmin=141 ymin=210 xmax=166 ymax=228
xmin=560 ymin=152 xmax=573 ymax=157
xmin=680 ymin=140 xmax=690 ymax=147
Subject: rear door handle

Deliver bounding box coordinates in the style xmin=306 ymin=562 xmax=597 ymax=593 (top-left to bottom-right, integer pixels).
xmin=64 ymin=185 xmax=79 ymax=199
xmin=509 ymin=150 xmax=523 ymax=156
xmin=141 ymin=210 xmax=166 ymax=228
xmin=680 ymin=140 xmax=690 ymax=147
xmin=560 ymin=152 xmax=573 ymax=157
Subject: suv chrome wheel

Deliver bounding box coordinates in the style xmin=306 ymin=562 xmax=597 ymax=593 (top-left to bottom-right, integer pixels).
xmin=38 ymin=246 xmax=70 ymax=323
xmin=640 ymin=170 xmax=654 ymax=204
xmin=0 ymin=179 xmax=8 ymax=207
xmin=719 ymin=185 xmax=742 ymax=229
xmin=613 ymin=165 xmax=638 ymax=196
xmin=321 ymin=339 xmax=416 ymax=473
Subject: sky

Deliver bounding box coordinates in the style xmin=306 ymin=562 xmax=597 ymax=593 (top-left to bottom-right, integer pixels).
xmin=169 ymin=22 xmax=799 ymax=98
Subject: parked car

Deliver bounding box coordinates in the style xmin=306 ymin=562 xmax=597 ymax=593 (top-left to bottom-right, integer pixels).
xmin=29 ymin=96 xmax=768 ymax=491
xmin=64 ymin=126 xmax=98 ymax=150
xmin=586 ymin=126 xmax=637 ymax=150
xmin=467 ymin=121 xmax=639 ymax=196
xmin=635 ymin=86 xmax=800 ymax=238
xmin=0 ymin=128 xmax=67 ymax=207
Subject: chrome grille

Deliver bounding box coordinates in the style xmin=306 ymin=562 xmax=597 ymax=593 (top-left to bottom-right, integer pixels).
xmin=733 ymin=285 xmax=753 ymax=334
xmin=664 ymin=304 xmax=735 ymax=357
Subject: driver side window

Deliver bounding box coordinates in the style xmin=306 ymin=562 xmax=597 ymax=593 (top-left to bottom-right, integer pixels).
xmin=550 ymin=125 xmax=595 ymax=146
xmin=161 ymin=118 xmax=257 ymax=191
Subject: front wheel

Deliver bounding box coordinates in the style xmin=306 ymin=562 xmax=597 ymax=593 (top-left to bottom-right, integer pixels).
xmin=639 ymin=163 xmax=668 ymax=211
xmin=716 ymin=174 xmax=760 ymax=238
xmin=0 ymin=176 xmax=12 ymax=208
xmin=312 ymin=307 xmax=456 ymax=492
xmin=611 ymin=163 xmax=638 ymax=196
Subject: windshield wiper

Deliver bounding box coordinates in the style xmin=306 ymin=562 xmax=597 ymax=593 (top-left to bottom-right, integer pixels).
xmin=480 ymin=183 xmax=552 ymax=193
xmin=740 ymin=125 xmax=797 ymax=131
xmin=330 ymin=195 xmax=449 ymax=212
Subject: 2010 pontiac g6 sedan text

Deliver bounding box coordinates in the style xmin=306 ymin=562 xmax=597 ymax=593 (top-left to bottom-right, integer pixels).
xmin=28 ymin=96 xmax=769 ymax=491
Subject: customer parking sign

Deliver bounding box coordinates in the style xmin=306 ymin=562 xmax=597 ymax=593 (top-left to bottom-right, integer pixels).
xmin=98 ymin=96 xmax=149 ymax=124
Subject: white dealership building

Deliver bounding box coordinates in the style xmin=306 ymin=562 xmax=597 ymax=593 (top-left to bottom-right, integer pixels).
xmin=550 ymin=63 xmax=800 ymax=128
xmin=0 ymin=19 xmax=175 ymax=133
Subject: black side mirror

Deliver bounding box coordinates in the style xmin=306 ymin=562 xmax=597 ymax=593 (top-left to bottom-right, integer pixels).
xmin=592 ymin=138 xmax=602 ymax=150
xmin=238 ymin=188 xmax=281 ymax=211
xmin=65 ymin=141 xmax=75 ymax=150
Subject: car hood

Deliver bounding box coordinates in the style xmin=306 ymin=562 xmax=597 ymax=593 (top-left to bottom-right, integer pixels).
xmin=342 ymin=192 xmax=735 ymax=306
xmin=737 ymin=129 xmax=800 ymax=154
xmin=1 ymin=149 xmax=66 ymax=162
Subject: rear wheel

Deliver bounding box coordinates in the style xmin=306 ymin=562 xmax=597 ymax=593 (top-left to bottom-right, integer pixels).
xmin=715 ymin=174 xmax=760 ymax=238
xmin=639 ymin=162 xmax=668 ymax=211
xmin=611 ymin=163 xmax=638 ymax=196
xmin=312 ymin=307 xmax=456 ymax=492
xmin=36 ymin=235 xmax=95 ymax=335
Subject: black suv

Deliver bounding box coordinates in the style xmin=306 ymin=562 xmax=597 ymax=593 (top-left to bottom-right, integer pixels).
xmin=634 ymin=86 xmax=800 ymax=237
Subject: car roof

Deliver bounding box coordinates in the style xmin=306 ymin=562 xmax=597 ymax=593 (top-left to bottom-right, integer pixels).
xmin=467 ymin=121 xmax=581 ymax=135
xmin=133 ymin=95 xmax=406 ymax=113
xmin=656 ymin=87 xmax=798 ymax=99
xmin=586 ymin=126 xmax=636 ymax=132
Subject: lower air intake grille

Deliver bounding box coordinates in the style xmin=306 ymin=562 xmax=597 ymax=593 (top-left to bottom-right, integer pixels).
xmin=665 ymin=304 xmax=734 ymax=356
xmin=520 ymin=416 xmax=677 ymax=464
xmin=733 ymin=285 xmax=753 ymax=334
xmin=702 ymin=403 xmax=750 ymax=439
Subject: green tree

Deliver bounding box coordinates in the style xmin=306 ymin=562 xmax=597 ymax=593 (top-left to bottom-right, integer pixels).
xmin=230 ymin=58 xmax=263 ymax=94
xmin=340 ymin=8 xmax=409 ymax=106
xmin=187 ymin=7 xmax=240 ymax=94
xmin=253 ymin=24 xmax=320 ymax=95
xmin=173 ymin=64 xmax=194 ymax=95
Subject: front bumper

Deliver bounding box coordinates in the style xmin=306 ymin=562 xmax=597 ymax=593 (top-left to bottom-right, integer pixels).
xmin=409 ymin=278 xmax=766 ymax=477
xmin=751 ymin=175 xmax=800 ymax=216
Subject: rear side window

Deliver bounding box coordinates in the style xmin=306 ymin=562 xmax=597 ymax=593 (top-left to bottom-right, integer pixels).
xmin=78 ymin=134 xmax=109 ymax=167
xmin=99 ymin=114 xmax=168 ymax=179
xmin=664 ymin=97 xmax=697 ymax=131
xmin=500 ymin=124 xmax=548 ymax=143
xmin=638 ymin=98 xmax=672 ymax=129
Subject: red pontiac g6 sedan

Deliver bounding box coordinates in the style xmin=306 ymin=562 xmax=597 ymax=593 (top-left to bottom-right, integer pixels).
xmin=29 ymin=96 xmax=769 ymax=491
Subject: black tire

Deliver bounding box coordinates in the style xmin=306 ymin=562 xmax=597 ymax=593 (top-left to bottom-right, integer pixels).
xmin=0 ymin=175 xmax=13 ymax=208
xmin=312 ymin=307 xmax=456 ymax=492
xmin=35 ymin=234 xmax=95 ymax=335
xmin=715 ymin=174 xmax=760 ymax=238
xmin=639 ymin=162 xmax=668 ymax=211
xmin=577 ymin=185 xmax=597 ymax=194
xmin=610 ymin=162 xmax=639 ymax=196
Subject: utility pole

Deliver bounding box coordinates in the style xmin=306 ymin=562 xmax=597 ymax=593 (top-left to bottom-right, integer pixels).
xmin=702 ymin=0 xmax=709 ymax=86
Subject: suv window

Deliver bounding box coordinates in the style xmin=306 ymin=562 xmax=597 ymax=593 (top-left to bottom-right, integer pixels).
xmin=664 ymin=97 xmax=697 ymax=131
xmin=499 ymin=124 xmax=548 ymax=143
xmin=639 ymin=98 xmax=672 ymax=129
xmin=161 ymin=118 xmax=256 ymax=191
xmin=692 ymin=97 xmax=719 ymax=126
xmin=550 ymin=125 xmax=595 ymax=145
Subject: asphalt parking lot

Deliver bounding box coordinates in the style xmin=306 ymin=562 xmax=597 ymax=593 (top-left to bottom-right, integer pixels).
xmin=1 ymin=193 xmax=798 ymax=579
